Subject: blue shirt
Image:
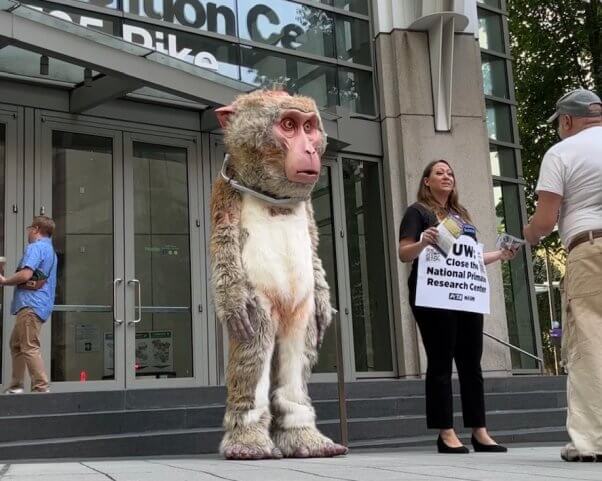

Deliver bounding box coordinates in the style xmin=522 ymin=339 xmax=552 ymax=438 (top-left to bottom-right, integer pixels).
xmin=11 ymin=237 xmax=57 ymax=321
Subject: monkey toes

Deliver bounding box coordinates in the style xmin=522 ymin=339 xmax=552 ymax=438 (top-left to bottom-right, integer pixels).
xmin=223 ymin=444 xmax=283 ymax=460
xmin=292 ymin=442 xmax=348 ymax=458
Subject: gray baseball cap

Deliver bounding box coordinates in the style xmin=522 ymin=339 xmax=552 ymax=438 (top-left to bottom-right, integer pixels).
xmin=547 ymin=88 xmax=602 ymax=123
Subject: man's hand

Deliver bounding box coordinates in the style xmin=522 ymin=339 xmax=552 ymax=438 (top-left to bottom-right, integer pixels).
xmin=499 ymin=248 xmax=518 ymax=261
xmin=0 ymin=274 xmax=6 ymax=286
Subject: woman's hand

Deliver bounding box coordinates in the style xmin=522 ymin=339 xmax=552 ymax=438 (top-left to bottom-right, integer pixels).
xmin=420 ymin=227 xmax=439 ymax=249
xmin=499 ymin=248 xmax=518 ymax=261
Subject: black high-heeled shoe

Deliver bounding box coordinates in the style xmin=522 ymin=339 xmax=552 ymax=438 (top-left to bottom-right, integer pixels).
xmin=437 ymin=435 xmax=469 ymax=454
xmin=471 ymin=435 xmax=508 ymax=453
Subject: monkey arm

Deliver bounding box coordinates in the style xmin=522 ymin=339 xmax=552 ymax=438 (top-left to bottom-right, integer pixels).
xmin=210 ymin=177 xmax=255 ymax=340
xmin=306 ymin=201 xmax=333 ymax=347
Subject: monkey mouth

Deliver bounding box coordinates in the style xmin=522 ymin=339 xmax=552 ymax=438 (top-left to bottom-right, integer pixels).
xmin=294 ymin=170 xmax=320 ymax=183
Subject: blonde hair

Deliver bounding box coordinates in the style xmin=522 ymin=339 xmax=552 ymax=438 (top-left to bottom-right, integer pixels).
xmin=417 ymin=160 xmax=472 ymax=222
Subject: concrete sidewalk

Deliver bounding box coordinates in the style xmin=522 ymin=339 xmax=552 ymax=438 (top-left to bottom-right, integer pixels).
xmin=0 ymin=444 xmax=598 ymax=481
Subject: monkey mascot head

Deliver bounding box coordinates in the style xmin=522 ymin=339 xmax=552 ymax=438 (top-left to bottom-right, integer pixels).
xmin=216 ymin=89 xmax=326 ymax=201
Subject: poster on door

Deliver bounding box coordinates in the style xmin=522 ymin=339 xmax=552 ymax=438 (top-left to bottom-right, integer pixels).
xmin=135 ymin=330 xmax=174 ymax=374
xmin=415 ymin=235 xmax=490 ymax=314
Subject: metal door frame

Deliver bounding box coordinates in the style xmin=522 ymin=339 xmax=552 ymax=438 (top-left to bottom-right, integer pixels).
xmin=0 ymin=105 xmax=23 ymax=391
xmin=33 ymin=111 xmax=207 ymax=391
xmin=123 ymin=131 xmax=206 ymax=389
xmin=35 ymin=114 xmax=126 ymax=392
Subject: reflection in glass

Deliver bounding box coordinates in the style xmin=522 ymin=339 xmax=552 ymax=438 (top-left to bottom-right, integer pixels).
xmin=342 ymin=159 xmax=392 ymax=372
xmin=0 ymin=125 xmax=4 ymax=382
xmin=493 ymin=182 xmax=537 ymax=369
xmin=241 ymin=48 xmax=337 ymax=109
xmin=481 ymin=54 xmax=508 ymax=98
xmin=75 ymin=0 xmax=119 ymax=8
xmin=486 ymin=100 xmax=513 ymax=142
xmin=238 ymin=0 xmax=335 ymax=58
xmin=337 ymin=68 xmax=375 ymax=115
xmin=478 ymin=0 xmax=502 ymax=8
xmin=123 ymin=0 xmax=237 ymax=36
xmin=312 ymin=168 xmax=338 ymax=373
xmin=51 ymin=131 xmax=114 ymax=381
xmin=335 ymin=16 xmax=371 ymax=66
xmin=124 ymin=21 xmax=241 ymax=79
xmin=132 ymin=142 xmax=193 ymax=379
xmin=321 ymin=0 xmax=369 ymax=15
xmin=489 ymin=145 xmax=516 ymax=178
xmin=478 ymin=10 xmax=505 ymax=52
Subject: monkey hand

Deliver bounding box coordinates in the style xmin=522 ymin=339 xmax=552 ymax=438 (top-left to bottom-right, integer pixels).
xmin=225 ymin=297 xmax=258 ymax=342
xmin=315 ymin=291 xmax=333 ymax=348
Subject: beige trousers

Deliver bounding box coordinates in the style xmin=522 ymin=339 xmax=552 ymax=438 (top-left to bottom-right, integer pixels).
xmin=9 ymin=308 xmax=49 ymax=392
xmin=561 ymin=237 xmax=602 ymax=455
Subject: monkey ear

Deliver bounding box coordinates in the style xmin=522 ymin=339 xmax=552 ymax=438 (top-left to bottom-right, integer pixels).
xmin=215 ymin=105 xmax=236 ymax=129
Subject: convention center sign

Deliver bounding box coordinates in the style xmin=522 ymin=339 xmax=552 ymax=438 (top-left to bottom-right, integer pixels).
xmin=27 ymin=0 xmax=315 ymax=74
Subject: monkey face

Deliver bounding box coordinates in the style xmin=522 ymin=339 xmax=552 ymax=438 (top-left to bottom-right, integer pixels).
xmin=273 ymin=109 xmax=322 ymax=185
xmin=216 ymin=90 xmax=326 ymax=201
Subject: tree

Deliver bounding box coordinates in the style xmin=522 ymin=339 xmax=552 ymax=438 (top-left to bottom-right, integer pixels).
xmin=508 ymin=0 xmax=601 ymax=222
xmin=508 ymin=0 xmax=600 ymax=254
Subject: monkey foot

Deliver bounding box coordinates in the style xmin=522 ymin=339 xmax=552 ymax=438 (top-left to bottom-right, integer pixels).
xmin=273 ymin=427 xmax=349 ymax=458
xmin=223 ymin=443 xmax=283 ymax=461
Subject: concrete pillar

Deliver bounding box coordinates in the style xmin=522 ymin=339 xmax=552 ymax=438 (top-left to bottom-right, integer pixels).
xmin=373 ymin=0 xmax=512 ymax=376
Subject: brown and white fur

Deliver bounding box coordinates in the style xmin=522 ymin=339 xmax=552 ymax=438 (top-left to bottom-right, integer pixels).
xmin=210 ymin=90 xmax=347 ymax=460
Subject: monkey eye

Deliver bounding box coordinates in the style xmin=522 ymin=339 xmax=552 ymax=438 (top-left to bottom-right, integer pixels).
xmin=281 ymin=118 xmax=296 ymax=131
xmin=303 ymin=121 xmax=312 ymax=133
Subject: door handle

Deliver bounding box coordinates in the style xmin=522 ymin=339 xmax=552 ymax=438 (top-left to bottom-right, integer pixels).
xmin=113 ymin=278 xmax=123 ymax=325
xmin=127 ymin=279 xmax=142 ymax=325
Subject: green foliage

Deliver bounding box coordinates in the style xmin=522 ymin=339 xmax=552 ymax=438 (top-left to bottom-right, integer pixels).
xmin=508 ymin=0 xmax=601 ymax=255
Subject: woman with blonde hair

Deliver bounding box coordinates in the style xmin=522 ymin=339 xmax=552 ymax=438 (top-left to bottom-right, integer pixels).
xmin=399 ymin=159 xmax=514 ymax=454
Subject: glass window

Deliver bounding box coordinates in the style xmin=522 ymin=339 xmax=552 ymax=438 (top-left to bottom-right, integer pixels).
xmin=337 ymin=68 xmax=375 ymax=115
xmin=240 ymin=47 xmax=337 ymax=109
xmin=312 ymin=167 xmax=339 ymax=373
xmin=481 ymin=54 xmax=508 ymax=98
xmin=486 ymin=100 xmax=514 ymax=142
xmin=51 ymin=131 xmax=115 ymax=382
xmin=0 ymin=124 xmax=5 ymax=383
xmin=478 ymin=9 xmax=505 ymax=53
xmin=238 ymin=0 xmax=336 ymax=58
xmin=489 ymin=145 xmax=517 ymax=178
xmin=335 ymin=16 xmax=371 ymax=66
xmin=478 ymin=0 xmax=502 ymax=8
xmin=24 ymin=0 xmax=118 ymax=34
xmin=342 ymin=159 xmax=393 ymax=372
xmin=123 ymin=0 xmax=237 ymax=37
xmin=493 ymin=181 xmax=537 ymax=369
xmin=74 ymin=0 xmax=119 ymax=8
xmin=320 ymin=0 xmax=369 ymax=15
xmin=123 ymin=21 xmax=241 ymax=80
xmin=132 ymin=142 xmax=193 ymax=379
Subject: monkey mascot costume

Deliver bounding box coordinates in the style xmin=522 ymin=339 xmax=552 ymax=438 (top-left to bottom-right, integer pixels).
xmin=210 ymin=89 xmax=347 ymax=460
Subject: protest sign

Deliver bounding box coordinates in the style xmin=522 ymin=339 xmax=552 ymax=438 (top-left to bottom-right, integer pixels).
xmin=415 ymin=235 xmax=490 ymax=314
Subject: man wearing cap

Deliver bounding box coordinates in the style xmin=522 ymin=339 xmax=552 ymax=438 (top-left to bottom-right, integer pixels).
xmin=523 ymin=88 xmax=602 ymax=462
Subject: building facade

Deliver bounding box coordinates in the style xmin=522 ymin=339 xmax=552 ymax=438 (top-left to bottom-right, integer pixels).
xmin=0 ymin=0 xmax=541 ymax=394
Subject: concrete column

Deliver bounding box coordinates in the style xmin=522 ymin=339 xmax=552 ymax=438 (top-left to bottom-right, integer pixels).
xmin=374 ymin=2 xmax=512 ymax=376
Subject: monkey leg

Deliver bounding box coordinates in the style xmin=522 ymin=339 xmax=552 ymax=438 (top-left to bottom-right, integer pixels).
xmin=220 ymin=303 xmax=281 ymax=460
xmin=270 ymin=314 xmax=348 ymax=458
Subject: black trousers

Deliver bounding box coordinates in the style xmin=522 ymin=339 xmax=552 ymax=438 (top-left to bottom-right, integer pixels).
xmin=411 ymin=303 xmax=486 ymax=429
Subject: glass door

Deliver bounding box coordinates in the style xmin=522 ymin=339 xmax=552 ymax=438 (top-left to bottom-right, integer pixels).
xmin=123 ymin=134 xmax=204 ymax=387
xmin=38 ymin=120 xmax=125 ymax=390
xmin=37 ymin=118 xmax=204 ymax=390
xmin=0 ymin=108 xmax=19 ymax=390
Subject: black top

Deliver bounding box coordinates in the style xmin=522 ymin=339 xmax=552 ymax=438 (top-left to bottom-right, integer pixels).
xmin=399 ymin=202 xmax=438 ymax=303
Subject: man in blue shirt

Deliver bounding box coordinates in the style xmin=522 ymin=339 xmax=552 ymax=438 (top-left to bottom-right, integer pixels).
xmin=0 ymin=216 xmax=57 ymax=393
